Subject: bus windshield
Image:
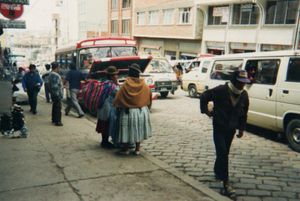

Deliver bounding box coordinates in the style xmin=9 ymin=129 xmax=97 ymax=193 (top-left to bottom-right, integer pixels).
xmin=79 ymin=46 xmax=137 ymax=70
xmin=145 ymin=59 xmax=173 ymax=73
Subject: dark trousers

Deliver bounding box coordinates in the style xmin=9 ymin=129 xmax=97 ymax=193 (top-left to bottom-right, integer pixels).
xmin=213 ymin=126 xmax=235 ymax=182
xmin=51 ymin=97 xmax=62 ymax=123
xmin=44 ymin=83 xmax=50 ymax=102
xmin=27 ymin=90 xmax=38 ymax=113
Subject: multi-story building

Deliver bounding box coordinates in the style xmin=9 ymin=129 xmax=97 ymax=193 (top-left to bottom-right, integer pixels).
xmin=196 ymin=0 xmax=300 ymax=54
xmin=133 ymin=0 xmax=203 ymax=60
xmin=78 ymin=0 xmax=108 ymax=40
xmin=108 ymin=0 xmax=133 ymax=38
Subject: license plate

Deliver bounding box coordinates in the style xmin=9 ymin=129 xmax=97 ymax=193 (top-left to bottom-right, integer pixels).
xmin=161 ymin=88 xmax=167 ymax=91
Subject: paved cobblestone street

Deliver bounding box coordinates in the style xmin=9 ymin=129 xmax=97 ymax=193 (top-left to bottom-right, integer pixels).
xmin=143 ymin=89 xmax=300 ymax=201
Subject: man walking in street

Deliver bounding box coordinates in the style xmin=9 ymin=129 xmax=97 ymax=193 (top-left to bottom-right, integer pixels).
xmin=64 ymin=62 xmax=85 ymax=118
xmin=48 ymin=62 xmax=63 ymax=126
xmin=200 ymin=70 xmax=250 ymax=197
xmin=22 ymin=64 xmax=43 ymax=114
xmin=42 ymin=64 xmax=51 ymax=103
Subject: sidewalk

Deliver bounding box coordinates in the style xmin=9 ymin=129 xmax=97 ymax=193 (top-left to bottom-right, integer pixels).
xmin=0 ymin=98 xmax=231 ymax=201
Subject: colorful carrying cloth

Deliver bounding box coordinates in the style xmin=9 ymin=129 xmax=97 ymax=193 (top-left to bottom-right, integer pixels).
xmin=114 ymin=77 xmax=151 ymax=108
xmin=97 ymin=80 xmax=117 ymax=109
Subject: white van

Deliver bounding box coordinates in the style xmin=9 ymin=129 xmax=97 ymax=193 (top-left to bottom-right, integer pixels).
xmin=181 ymin=58 xmax=212 ymax=97
xmin=142 ymin=56 xmax=178 ymax=98
xmin=203 ymin=50 xmax=300 ymax=152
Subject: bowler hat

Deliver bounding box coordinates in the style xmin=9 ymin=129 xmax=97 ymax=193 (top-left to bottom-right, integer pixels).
xmin=105 ymin=66 xmax=119 ymax=75
xmin=128 ymin=63 xmax=142 ymax=73
xmin=233 ymin=70 xmax=250 ymax=83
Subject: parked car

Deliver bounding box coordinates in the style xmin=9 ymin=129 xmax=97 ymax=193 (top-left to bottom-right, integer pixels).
xmin=203 ymin=50 xmax=300 ymax=152
xmin=143 ymin=56 xmax=178 ymax=98
xmin=12 ymin=82 xmax=28 ymax=104
xmin=181 ymin=58 xmax=212 ymax=97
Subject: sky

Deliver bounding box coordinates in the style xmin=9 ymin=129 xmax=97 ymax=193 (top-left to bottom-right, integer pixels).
xmin=22 ymin=0 xmax=56 ymax=31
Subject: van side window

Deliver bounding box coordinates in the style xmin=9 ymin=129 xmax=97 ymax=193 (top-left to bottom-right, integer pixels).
xmin=287 ymin=58 xmax=300 ymax=82
xmin=245 ymin=59 xmax=280 ymax=85
xmin=201 ymin=60 xmax=211 ymax=73
xmin=210 ymin=60 xmax=243 ymax=80
xmin=191 ymin=61 xmax=200 ymax=68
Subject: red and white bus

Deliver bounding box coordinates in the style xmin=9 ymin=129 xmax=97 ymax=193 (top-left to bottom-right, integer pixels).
xmin=55 ymin=37 xmax=139 ymax=78
xmin=55 ymin=37 xmax=155 ymax=115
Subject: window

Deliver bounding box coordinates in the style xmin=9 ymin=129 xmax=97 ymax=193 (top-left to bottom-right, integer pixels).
xmin=208 ymin=6 xmax=229 ymax=25
xmin=245 ymin=59 xmax=280 ymax=85
xmin=122 ymin=19 xmax=130 ymax=35
xmin=287 ymin=58 xmax=300 ymax=82
xmin=111 ymin=20 xmax=118 ymax=34
xmin=232 ymin=4 xmax=259 ymax=25
xmin=265 ymin=0 xmax=299 ymax=24
xmin=111 ymin=0 xmax=118 ymax=9
xmin=179 ymin=8 xmax=191 ymax=24
xmin=122 ymin=0 xmax=130 ymax=9
xmin=210 ymin=60 xmax=243 ymax=80
xmin=137 ymin=12 xmax=145 ymax=25
xmin=163 ymin=9 xmax=174 ymax=25
xmin=149 ymin=10 xmax=159 ymax=25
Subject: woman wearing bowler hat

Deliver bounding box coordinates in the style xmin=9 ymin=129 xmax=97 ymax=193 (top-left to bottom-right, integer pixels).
xmin=200 ymin=70 xmax=250 ymax=197
xmin=114 ymin=63 xmax=152 ymax=155
xmin=96 ymin=66 xmax=120 ymax=148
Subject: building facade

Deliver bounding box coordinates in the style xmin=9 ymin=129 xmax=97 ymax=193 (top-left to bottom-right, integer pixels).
xmin=133 ymin=0 xmax=203 ymax=60
xmin=78 ymin=0 xmax=108 ymax=40
xmin=196 ymin=0 xmax=300 ymax=54
xmin=108 ymin=0 xmax=133 ymax=38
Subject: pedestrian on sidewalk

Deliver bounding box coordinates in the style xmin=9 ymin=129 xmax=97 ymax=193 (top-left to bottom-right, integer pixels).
xmin=114 ymin=63 xmax=152 ymax=155
xmin=64 ymin=62 xmax=85 ymax=118
xmin=200 ymin=70 xmax=250 ymax=197
xmin=22 ymin=64 xmax=43 ymax=114
xmin=48 ymin=62 xmax=63 ymax=126
xmin=42 ymin=64 xmax=51 ymax=103
xmin=96 ymin=66 xmax=120 ymax=148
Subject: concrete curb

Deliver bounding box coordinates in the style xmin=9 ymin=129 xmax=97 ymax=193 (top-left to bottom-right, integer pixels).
xmin=143 ymin=152 xmax=232 ymax=201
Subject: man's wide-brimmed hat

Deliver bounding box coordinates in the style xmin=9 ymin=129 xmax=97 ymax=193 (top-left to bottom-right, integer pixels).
xmin=128 ymin=63 xmax=142 ymax=73
xmin=105 ymin=66 xmax=119 ymax=75
xmin=233 ymin=70 xmax=250 ymax=83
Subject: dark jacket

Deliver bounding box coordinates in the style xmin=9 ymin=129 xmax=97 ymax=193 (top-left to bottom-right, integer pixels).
xmin=200 ymin=83 xmax=249 ymax=131
xmin=22 ymin=71 xmax=43 ymax=92
xmin=65 ymin=69 xmax=85 ymax=90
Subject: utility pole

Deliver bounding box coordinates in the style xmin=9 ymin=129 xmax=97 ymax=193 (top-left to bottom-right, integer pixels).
xmin=293 ymin=10 xmax=300 ymax=50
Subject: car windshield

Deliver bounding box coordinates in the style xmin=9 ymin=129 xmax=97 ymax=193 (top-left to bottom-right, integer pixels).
xmin=145 ymin=59 xmax=173 ymax=73
xmin=79 ymin=46 xmax=137 ymax=70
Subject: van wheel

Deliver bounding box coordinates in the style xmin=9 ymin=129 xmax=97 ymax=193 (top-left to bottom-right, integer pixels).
xmin=160 ymin=92 xmax=169 ymax=98
xmin=188 ymin=85 xmax=197 ymax=98
xmin=286 ymin=119 xmax=300 ymax=153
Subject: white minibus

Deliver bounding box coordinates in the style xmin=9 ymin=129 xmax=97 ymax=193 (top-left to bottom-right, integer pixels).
xmin=203 ymin=50 xmax=300 ymax=152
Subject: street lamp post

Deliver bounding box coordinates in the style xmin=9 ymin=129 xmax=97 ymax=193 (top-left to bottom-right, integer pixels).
xmin=293 ymin=10 xmax=300 ymax=50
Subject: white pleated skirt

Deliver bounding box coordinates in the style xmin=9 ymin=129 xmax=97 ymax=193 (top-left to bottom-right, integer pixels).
xmin=116 ymin=106 xmax=152 ymax=144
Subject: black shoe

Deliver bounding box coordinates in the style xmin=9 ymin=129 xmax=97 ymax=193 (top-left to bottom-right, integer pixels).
xmin=54 ymin=122 xmax=63 ymax=126
xmin=101 ymin=141 xmax=115 ymax=149
xmin=65 ymin=109 xmax=69 ymax=116
xmin=78 ymin=114 xmax=84 ymax=118
xmin=223 ymin=184 xmax=236 ymax=197
xmin=32 ymin=111 xmax=37 ymax=115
